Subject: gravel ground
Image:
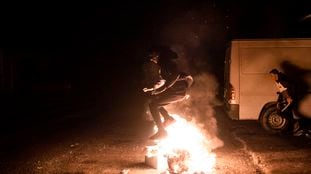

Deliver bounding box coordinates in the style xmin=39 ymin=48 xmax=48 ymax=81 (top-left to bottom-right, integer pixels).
xmin=1 ymin=105 xmax=311 ymax=174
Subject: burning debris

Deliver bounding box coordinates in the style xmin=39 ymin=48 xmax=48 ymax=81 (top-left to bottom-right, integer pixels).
xmin=145 ymin=114 xmax=216 ymax=174
xmin=167 ymin=149 xmax=190 ymax=173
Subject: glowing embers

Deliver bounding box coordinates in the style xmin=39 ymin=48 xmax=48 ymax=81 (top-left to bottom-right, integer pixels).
xmin=145 ymin=114 xmax=216 ymax=174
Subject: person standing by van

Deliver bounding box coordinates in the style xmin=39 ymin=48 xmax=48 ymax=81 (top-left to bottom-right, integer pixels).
xmin=269 ymin=69 xmax=304 ymax=136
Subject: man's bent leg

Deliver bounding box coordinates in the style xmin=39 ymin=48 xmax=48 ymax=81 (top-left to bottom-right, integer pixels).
xmin=149 ymin=102 xmax=167 ymax=140
xmin=149 ymin=103 xmax=164 ymax=131
xmin=159 ymin=107 xmax=176 ymax=127
xmin=148 ymin=92 xmax=185 ymax=139
xmin=159 ymin=107 xmax=170 ymax=120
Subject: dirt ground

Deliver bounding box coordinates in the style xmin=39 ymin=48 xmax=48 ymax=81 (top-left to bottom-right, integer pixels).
xmin=0 ymin=105 xmax=243 ymax=174
xmin=0 ymin=104 xmax=311 ymax=174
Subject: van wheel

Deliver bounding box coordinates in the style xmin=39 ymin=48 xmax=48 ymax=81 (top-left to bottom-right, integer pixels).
xmin=259 ymin=104 xmax=292 ymax=134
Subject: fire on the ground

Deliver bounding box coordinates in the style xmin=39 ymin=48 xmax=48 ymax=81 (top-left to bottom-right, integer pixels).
xmin=145 ymin=114 xmax=216 ymax=173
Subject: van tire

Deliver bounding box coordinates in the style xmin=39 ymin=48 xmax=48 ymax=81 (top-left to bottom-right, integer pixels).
xmin=259 ymin=103 xmax=292 ymax=134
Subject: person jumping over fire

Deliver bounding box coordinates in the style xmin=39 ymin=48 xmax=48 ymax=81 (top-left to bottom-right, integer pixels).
xmin=142 ymin=47 xmax=193 ymax=140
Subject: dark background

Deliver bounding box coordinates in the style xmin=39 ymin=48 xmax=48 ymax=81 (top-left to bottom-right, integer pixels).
xmin=0 ymin=0 xmax=310 ymax=133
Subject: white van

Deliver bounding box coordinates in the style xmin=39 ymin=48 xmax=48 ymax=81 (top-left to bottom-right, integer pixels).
xmin=224 ymin=39 xmax=311 ymax=133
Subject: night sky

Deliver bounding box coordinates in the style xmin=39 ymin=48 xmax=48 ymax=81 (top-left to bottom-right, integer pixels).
xmin=1 ymin=1 xmax=310 ymax=122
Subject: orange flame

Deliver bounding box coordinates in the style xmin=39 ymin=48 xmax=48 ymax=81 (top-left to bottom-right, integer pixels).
xmin=149 ymin=114 xmax=216 ymax=173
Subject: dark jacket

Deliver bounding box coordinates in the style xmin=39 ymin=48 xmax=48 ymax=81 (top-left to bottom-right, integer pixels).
xmin=142 ymin=60 xmax=162 ymax=89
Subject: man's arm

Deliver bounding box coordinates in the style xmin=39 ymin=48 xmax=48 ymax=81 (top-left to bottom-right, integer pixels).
xmin=280 ymin=90 xmax=293 ymax=112
xmin=143 ymin=79 xmax=166 ymax=92
xmin=149 ymin=73 xmax=180 ymax=95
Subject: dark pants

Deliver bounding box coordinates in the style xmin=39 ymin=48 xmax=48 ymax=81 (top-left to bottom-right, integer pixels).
xmin=149 ymin=81 xmax=187 ymax=131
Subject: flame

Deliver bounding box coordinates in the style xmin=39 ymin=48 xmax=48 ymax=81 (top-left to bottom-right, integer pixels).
xmin=148 ymin=114 xmax=216 ymax=173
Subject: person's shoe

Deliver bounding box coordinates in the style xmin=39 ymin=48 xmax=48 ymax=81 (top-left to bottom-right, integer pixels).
xmin=304 ymin=130 xmax=311 ymax=139
xmin=149 ymin=130 xmax=168 ymax=140
xmin=293 ymin=129 xmax=304 ymax=137
xmin=305 ymin=132 xmax=311 ymax=139
xmin=163 ymin=117 xmax=176 ymax=128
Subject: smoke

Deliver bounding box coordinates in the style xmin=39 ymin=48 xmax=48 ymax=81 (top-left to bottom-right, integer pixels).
xmin=157 ymin=9 xmax=225 ymax=149
xmin=166 ymin=73 xmax=224 ymax=149
xmin=158 ymin=16 xmax=225 ymax=149
xmin=148 ymin=8 xmax=228 ymax=87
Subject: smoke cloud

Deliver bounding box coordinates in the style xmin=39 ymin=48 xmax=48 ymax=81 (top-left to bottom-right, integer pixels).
xmin=166 ymin=73 xmax=224 ymax=149
xmin=159 ymin=16 xmax=226 ymax=148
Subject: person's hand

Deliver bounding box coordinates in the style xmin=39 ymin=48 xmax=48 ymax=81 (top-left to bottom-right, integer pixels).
xmin=281 ymin=97 xmax=293 ymax=112
xmin=286 ymin=97 xmax=293 ymax=105
xmin=154 ymin=79 xmax=166 ymax=90
xmin=143 ymin=87 xmax=153 ymax=92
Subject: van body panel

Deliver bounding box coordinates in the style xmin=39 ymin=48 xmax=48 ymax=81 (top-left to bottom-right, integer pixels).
xmin=224 ymin=39 xmax=311 ymax=120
